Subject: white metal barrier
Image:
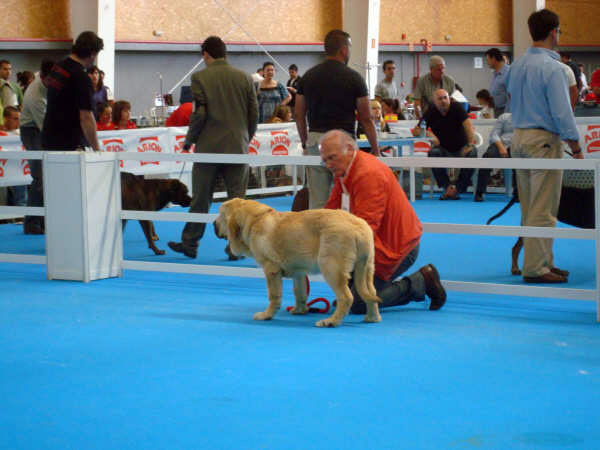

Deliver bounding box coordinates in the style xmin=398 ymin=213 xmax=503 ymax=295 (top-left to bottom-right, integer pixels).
xmin=0 ymin=150 xmax=598 ymax=321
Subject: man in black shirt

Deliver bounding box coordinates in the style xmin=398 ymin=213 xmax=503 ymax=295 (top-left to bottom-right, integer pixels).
xmin=422 ymin=89 xmax=477 ymax=200
xmin=295 ymin=29 xmax=378 ymax=209
xmin=42 ymin=31 xmax=104 ymax=152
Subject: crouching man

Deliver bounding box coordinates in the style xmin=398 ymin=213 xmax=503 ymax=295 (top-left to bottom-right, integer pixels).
xmin=320 ymin=129 xmax=447 ymax=314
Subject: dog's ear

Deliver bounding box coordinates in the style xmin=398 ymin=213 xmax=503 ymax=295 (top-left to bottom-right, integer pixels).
xmin=226 ymin=207 xmax=248 ymax=255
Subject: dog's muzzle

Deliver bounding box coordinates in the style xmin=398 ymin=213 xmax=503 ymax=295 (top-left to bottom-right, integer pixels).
xmin=213 ymin=220 xmax=226 ymax=239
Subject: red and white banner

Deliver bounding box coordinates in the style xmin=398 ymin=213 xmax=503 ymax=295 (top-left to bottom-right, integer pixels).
xmin=0 ymin=134 xmax=32 ymax=186
xmin=0 ymin=124 xmax=301 ymax=186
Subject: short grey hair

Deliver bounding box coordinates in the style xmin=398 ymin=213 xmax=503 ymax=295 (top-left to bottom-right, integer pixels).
xmin=319 ymin=129 xmax=357 ymax=155
xmin=429 ymin=55 xmax=445 ymax=69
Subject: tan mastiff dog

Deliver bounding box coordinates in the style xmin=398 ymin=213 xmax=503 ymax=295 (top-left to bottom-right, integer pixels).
xmin=214 ymin=198 xmax=381 ymax=327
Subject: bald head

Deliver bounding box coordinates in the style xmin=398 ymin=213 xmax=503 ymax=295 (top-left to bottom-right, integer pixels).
xmin=319 ymin=130 xmax=357 ymax=177
xmin=432 ymin=89 xmax=451 ymax=114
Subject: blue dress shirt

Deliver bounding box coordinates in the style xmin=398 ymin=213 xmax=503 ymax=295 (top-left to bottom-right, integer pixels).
xmin=490 ymin=64 xmax=509 ymax=111
xmin=506 ymin=47 xmax=579 ymax=142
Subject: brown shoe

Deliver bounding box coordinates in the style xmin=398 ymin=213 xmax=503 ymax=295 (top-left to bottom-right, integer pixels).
xmin=550 ymin=267 xmax=569 ymax=277
xmin=523 ymin=272 xmax=567 ymax=283
xmin=419 ymin=264 xmax=447 ymax=310
xmin=440 ymin=184 xmax=459 ymax=200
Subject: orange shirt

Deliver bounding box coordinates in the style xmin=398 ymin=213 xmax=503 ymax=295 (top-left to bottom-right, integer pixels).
xmin=165 ymin=102 xmax=193 ymax=127
xmin=325 ymin=151 xmax=422 ymax=280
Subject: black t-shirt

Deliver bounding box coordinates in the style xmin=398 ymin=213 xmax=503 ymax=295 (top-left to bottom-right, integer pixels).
xmin=42 ymin=57 xmax=94 ymax=150
xmin=297 ymin=59 xmax=368 ymax=136
xmin=286 ymin=76 xmax=301 ymax=107
xmin=423 ymin=100 xmax=469 ymax=153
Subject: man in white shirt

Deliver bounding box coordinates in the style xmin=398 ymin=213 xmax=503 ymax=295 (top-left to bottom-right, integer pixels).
xmin=20 ymin=60 xmax=54 ymax=234
xmin=374 ymin=60 xmax=398 ymax=102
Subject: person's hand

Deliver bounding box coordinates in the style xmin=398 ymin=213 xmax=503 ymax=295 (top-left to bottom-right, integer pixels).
xmin=498 ymin=147 xmax=509 ymax=158
xmin=287 ymin=86 xmax=297 ymax=94
xmin=183 ymin=143 xmax=191 ymax=152
xmin=461 ymin=144 xmax=475 ymax=157
xmin=573 ymin=150 xmax=584 ymax=159
xmin=410 ymin=127 xmax=420 ymax=137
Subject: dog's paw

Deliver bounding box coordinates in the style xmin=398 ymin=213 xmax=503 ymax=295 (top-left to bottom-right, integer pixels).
xmin=289 ymin=305 xmax=308 ymax=315
xmin=315 ymin=318 xmax=340 ymax=328
xmin=253 ymin=311 xmax=274 ymax=321
xmin=364 ymin=313 xmax=381 ymax=323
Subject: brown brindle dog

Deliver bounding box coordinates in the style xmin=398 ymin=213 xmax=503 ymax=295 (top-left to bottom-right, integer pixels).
xmin=121 ymin=172 xmax=192 ymax=255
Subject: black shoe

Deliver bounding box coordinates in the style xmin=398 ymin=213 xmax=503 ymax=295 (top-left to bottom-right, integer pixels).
xmin=419 ymin=264 xmax=447 ymax=310
xmin=24 ymin=223 xmax=44 ymax=235
xmin=168 ymin=241 xmax=197 ymax=258
xmin=474 ymin=192 xmax=484 ymax=202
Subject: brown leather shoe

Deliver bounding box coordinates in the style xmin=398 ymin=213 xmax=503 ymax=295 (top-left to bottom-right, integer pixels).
xmin=440 ymin=184 xmax=459 ymax=200
xmin=419 ymin=264 xmax=447 ymax=310
xmin=550 ymin=267 xmax=569 ymax=277
xmin=523 ymin=272 xmax=567 ymax=283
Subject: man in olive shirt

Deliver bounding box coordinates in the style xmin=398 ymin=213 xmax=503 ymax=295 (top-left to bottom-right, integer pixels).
xmin=169 ymin=36 xmax=258 ymax=259
xmin=413 ymin=55 xmax=456 ymax=119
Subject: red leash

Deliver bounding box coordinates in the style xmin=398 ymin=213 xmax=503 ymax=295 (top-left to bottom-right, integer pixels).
xmin=285 ymin=276 xmax=331 ymax=314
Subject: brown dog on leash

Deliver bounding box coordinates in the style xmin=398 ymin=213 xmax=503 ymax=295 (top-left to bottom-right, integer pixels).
xmin=121 ymin=172 xmax=192 ymax=255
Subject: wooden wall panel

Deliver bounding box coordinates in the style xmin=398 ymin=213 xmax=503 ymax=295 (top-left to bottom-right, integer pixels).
xmin=547 ymin=0 xmax=600 ymax=45
xmin=0 ymin=0 xmax=70 ymax=39
xmin=379 ymin=0 xmax=512 ymax=44
xmin=115 ymin=0 xmax=342 ymax=43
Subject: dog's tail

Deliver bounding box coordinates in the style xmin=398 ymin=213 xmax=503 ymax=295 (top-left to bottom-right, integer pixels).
xmin=486 ymin=196 xmax=519 ymax=225
xmin=353 ymin=228 xmax=381 ymax=303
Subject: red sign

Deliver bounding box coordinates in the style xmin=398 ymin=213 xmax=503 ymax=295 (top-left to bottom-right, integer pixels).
xmin=249 ymin=137 xmax=260 ymax=155
xmin=21 ymin=159 xmax=30 ymax=175
xmin=137 ymin=136 xmax=161 ymax=166
xmin=103 ymin=138 xmax=125 ymax=168
xmin=0 ymin=158 xmax=6 ymax=177
xmin=270 ymin=130 xmax=290 ymax=156
xmin=173 ymin=135 xmax=192 ymax=164
xmin=585 ymin=125 xmax=600 ymax=153
xmin=414 ymin=141 xmax=432 ymax=154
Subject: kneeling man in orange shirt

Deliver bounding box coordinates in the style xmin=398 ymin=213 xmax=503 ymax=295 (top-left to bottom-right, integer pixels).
xmin=321 ymin=129 xmax=447 ymax=314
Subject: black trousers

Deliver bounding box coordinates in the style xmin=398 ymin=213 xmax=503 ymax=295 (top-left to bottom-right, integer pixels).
xmin=20 ymin=126 xmax=44 ymax=228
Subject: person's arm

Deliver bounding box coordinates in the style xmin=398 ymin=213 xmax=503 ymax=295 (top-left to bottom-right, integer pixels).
xmin=295 ymin=94 xmax=308 ymax=149
xmin=356 ymin=96 xmax=379 ymax=156
xmin=460 ymin=118 xmax=476 ymax=156
xmin=567 ymin=140 xmax=584 ymax=159
xmin=247 ymin=79 xmax=259 ymax=139
xmin=489 ymin=115 xmax=509 ymax=157
xmin=183 ymin=76 xmax=207 ymax=150
xmin=324 ymin=179 xmax=342 ymax=209
xmin=279 ymin=83 xmax=292 ymax=106
xmin=413 ymin=98 xmax=422 ymax=119
xmin=413 ymin=78 xmax=424 ymax=119
xmin=568 ymin=85 xmax=578 ymax=111
xmin=548 ymin=67 xmax=580 ymax=144
xmin=79 ymin=110 xmax=100 ymax=151
xmin=31 ymin=88 xmax=47 ymax=131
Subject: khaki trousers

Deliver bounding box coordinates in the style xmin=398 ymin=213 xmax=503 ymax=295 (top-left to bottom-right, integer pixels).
xmin=304 ymin=131 xmax=333 ymax=209
xmin=512 ymin=128 xmax=563 ymax=277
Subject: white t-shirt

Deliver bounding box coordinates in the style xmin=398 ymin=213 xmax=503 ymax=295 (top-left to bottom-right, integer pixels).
xmin=560 ymin=62 xmax=577 ymax=87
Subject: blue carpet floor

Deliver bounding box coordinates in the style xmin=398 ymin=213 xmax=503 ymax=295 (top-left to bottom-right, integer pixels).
xmin=1 ymin=194 xmax=599 ymax=449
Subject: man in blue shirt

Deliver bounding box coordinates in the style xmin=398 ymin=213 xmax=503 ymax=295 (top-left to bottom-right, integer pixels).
xmin=506 ymin=8 xmax=583 ymax=284
xmin=485 ymin=48 xmax=509 ymax=116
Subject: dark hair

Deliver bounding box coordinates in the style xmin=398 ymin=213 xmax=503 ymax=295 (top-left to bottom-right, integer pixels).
xmin=528 ymin=9 xmax=559 ymax=41
xmin=383 ymin=60 xmax=394 ymax=70
xmin=96 ymin=102 xmax=111 ymax=120
xmin=324 ymin=29 xmax=350 ymax=56
xmin=559 ymin=51 xmax=571 ymax=59
xmin=86 ymin=65 xmax=103 ymax=91
xmin=0 ymin=59 xmax=10 ymax=67
xmin=112 ymin=100 xmax=131 ymax=124
xmin=201 ymin=36 xmax=226 ymax=59
xmin=3 ymin=105 xmax=18 ymax=118
xmin=262 ymin=61 xmax=274 ymax=70
xmin=476 ymin=89 xmax=495 ymax=108
xmin=288 ymin=64 xmax=298 ymax=71
xmin=40 ymin=59 xmax=55 ymax=78
xmin=484 ymin=48 xmax=503 ymax=62
xmin=71 ymin=31 xmax=104 ymax=59
xmin=381 ymin=98 xmax=400 ymax=113
xmin=17 ymin=71 xmax=34 ymax=88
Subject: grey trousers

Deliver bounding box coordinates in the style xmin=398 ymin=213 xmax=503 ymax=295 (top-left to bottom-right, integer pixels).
xmin=181 ymin=162 xmax=249 ymax=250
xmin=20 ymin=126 xmax=44 ymax=228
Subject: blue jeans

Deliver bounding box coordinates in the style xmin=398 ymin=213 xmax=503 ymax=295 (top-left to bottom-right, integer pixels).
xmin=350 ymin=244 xmax=425 ymax=314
